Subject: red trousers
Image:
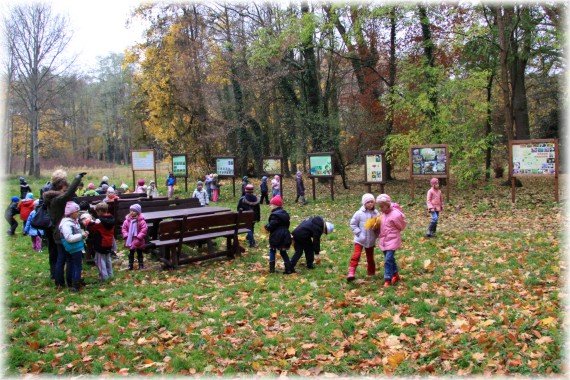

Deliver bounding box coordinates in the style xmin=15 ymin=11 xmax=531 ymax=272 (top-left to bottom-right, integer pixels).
xmin=349 ymin=244 xmax=376 ymax=275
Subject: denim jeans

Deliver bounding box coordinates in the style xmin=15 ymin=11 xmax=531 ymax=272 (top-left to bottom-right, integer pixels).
xmin=383 ymin=250 xmax=398 ymax=280
xmin=54 ymin=243 xmax=72 ymax=287
xmin=69 ymin=251 xmax=83 ymax=283
xmin=430 ymin=211 xmax=439 ymax=223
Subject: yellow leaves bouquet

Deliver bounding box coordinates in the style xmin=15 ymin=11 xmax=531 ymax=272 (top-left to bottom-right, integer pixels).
xmin=364 ymin=215 xmax=382 ymax=232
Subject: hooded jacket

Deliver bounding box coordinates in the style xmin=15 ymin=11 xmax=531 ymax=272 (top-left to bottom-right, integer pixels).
xmin=18 ymin=198 xmax=35 ymax=221
xmin=59 ymin=217 xmax=84 ymax=253
xmin=87 ymin=214 xmax=116 ymax=252
xmin=378 ymin=203 xmax=406 ymax=251
xmin=427 ymin=187 xmax=444 ymax=211
xmin=350 ymin=206 xmax=380 ymax=248
xmin=43 ymin=174 xmax=82 ymax=244
xmin=292 ymin=216 xmax=325 ymax=253
xmin=237 ymin=194 xmax=261 ymax=222
xmin=264 ymin=207 xmax=291 ymax=249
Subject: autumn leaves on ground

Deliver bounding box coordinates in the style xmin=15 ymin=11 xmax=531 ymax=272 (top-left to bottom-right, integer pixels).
xmin=4 ymin=172 xmax=565 ymax=376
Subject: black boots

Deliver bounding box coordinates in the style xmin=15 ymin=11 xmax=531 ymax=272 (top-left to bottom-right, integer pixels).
xmin=426 ymin=222 xmax=437 ymax=238
xmin=283 ymin=262 xmax=295 ymax=274
xmin=70 ymin=281 xmax=81 ymax=293
xmin=269 ymin=262 xmax=275 ymax=273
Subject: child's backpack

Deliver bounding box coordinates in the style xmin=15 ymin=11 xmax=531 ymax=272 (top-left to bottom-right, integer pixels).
xmin=30 ymin=201 xmax=53 ymax=230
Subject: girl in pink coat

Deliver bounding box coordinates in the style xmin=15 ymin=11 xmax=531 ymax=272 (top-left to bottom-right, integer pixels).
xmin=426 ymin=177 xmax=443 ymax=238
xmin=376 ymin=194 xmax=406 ymax=287
xmin=121 ymin=204 xmax=148 ymax=270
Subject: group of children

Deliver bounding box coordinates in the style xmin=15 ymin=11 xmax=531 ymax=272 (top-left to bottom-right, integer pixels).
xmin=6 ymin=172 xmax=444 ymax=291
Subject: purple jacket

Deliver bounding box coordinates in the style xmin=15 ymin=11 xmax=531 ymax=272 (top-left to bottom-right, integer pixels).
xmin=378 ymin=203 xmax=406 ymax=251
xmin=121 ymin=213 xmax=148 ymax=249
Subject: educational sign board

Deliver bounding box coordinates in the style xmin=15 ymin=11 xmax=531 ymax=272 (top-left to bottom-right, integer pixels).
xmin=131 ymin=149 xmax=155 ymax=171
xmin=215 ymin=157 xmax=235 ymax=177
xmin=511 ymin=141 xmax=557 ymax=175
xmin=364 ymin=151 xmax=386 ymax=183
xmin=410 ymin=145 xmax=448 ymax=177
xmin=262 ymin=157 xmax=283 ymax=175
xmin=172 ymin=154 xmax=188 ymax=177
xmin=309 ymin=154 xmax=334 ymax=177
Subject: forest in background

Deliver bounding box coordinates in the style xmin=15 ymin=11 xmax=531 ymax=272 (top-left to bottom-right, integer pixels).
xmin=2 ymin=2 xmax=564 ymax=187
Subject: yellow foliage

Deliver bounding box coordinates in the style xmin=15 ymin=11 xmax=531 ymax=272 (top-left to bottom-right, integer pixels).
xmin=364 ymin=215 xmax=382 ymax=232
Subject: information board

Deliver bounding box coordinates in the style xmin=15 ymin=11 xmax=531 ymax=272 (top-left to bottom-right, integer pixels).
xmin=511 ymin=141 xmax=557 ymax=175
xmin=365 ymin=153 xmax=384 ymax=183
xmin=410 ymin=145 xmax=448 ymax=177
xmin=131 ymin=150 xmax=155 ymax=171
xmin=262 ymin=157 xmax=283 ymax=175
xmin=216 ymin=157 xmax=235 ymax=177
xmin=309 ymin=154 xmax=333 ymax=177
xmin=172 ymin=154 xmax=188 ymax=177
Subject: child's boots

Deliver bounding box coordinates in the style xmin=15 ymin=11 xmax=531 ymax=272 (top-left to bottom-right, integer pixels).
xmin=347 ymin=266 xmax=356 ymax=282
xmin=269 ymin=261 xmax=275 ymax=273
xmin=138 ymin=259 xmax=145 ymax=270
xmin=426 ymin=222 xmax=437 ymax=238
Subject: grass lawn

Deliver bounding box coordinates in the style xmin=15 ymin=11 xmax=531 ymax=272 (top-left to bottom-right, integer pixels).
xmin=2 ymin=169 xmax=565 ymax=376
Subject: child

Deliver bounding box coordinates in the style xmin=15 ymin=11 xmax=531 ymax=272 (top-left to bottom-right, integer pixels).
xmin=263 ymin=195 xmax=293 ymax=274
xmin=426 ymin=177 xmax=443 ymax=238
xmin=146 ymin=180 xmax=159 ymax=198
xmin=86 ymin=202 xmax=116 ymax=281
xmin=19 ymin=177 xmax=32 ymax=199
xmin=165 ymin=171 xmax=177 ymax=198
xmin=211 ymin=174 xmax=220 ymax=202
xmin=241 ymin=176 xmax=250 ymax=196
xmin=260 ymin=176 xmax=269 ymax=205
xmin=290 ymin=216 xmax=334 ymax=270
xmin=76 ymin=182 xmax=85 ymax=197
xmin=295 ymin=171 xmax=307 ymax=205
xmin=18 ymin=193 xmax=36 ymax=233
xmin=347 ymin=193 xmax=379 ymax=281
xmin=5 ymin=196 xmax=20 ymax=235
xmin=104 ymin=187 xmax=120 ymax=203
xmin=135 ymin=179 xmax=146 ymax=193
xmin=205 ymin=174 xmax=213 ymax=201
xmin=24 ymin=200 xmax=44 ymax=251
xmin=99 ymin=176 xmax=110 ymax=188
xmin=192 ymin=181 xmax=209 ymax=206
xmin=237 ymin=184 xmax=261 ymax=247
xmin=59 ymin=201 xmax=88 ymax=292
xmin=97 ymin=184 xmax=109 ymax=195
xmin=121 ymin=204 xmax=148 ymax=270
xmin=83 ymin=183 xmax=98 ymax=196
xmin=376 ymin=194 xmax=406 ymax=287
xmin=271 ymin=175 xmax=281 ymax=197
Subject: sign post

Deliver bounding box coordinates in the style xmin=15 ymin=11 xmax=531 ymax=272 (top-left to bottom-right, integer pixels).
xmin=308 ymin=152 xmax=335 ymax=201
xmin=410 ymin=145 xmax=450 ymax=202
xmin=172 ymin=153 xmax=188 ymax=192
xmin=261 ymin=157 xmax=284 ymax=196
xmin=509 ymin=139 xmax=559 ymax=203
xmin=214 ymin=156 xmax=236 ymax=198
xmin=363 ymin=150 xmax=387 ymax=194
xmin=130 ymin=149 xmax=156 ymax=190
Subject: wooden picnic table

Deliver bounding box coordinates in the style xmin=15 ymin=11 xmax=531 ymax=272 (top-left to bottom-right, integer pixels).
xmin=143 ymin=206 xmax=231 ymax=239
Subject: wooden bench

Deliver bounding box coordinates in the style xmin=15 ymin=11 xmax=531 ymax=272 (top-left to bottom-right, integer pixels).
xmin=75 ymin=194 xmax=105 ymax=204
xmin=150 ymin=210 xmax=254 ymax=269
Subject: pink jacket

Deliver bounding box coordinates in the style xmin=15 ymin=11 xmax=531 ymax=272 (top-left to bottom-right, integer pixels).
xmin=426 ymin=187 xmax=444 ymax=211
xmin=378 ymin=203 xmax=406 ymax=251
xmin=121 ymin=213 xmax=148 ymax=249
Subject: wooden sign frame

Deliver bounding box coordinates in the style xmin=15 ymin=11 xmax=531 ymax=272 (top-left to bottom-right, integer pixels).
xmin=363 ymin=150 xmax=387 ymax=194
xmin=214 ymin=156 xmax=236 ymax=197
xmin=262 ymin=156 xmax=284 ymax=196
xmin=410 ymin=144 xmax=450 ymax=202
xmin=509 ymin=139 xmax=559 ymax=202
xmin=308 ymin=152 xmax=335 ymax=201
xmin=130 ymin=149 xmax=157 ymax=190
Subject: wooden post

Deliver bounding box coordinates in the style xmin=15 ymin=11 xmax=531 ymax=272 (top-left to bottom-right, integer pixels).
xmin=330 ymin=177 xmax=334 ymax=201
xmin=312 ymin=177 xmax=316 ymax=201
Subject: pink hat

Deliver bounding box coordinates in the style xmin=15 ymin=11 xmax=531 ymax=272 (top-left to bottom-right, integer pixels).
xmin=376 ymin=194 xmax=392 ymax=204
xmin=245 ymin=184 xmax=254 ymax=193
xmin=138 ymin=179 xmax=145 ymax=186
xmin=361 ymin=193 xmax=375 ymax=205
xmin=130 ymin=204 xmax=142 ymax=214
xmin=430 ymin=178 xmax=439 ymax=186
xmin=274 ymin=175 xmax=280 ymax=180
xmin=270 ymin=195 xmax=283 ymax=207
xmin=64 ymin=201 xmax=80 ymax=216
xmin=88 ymin=183 xmax=95 ymax=189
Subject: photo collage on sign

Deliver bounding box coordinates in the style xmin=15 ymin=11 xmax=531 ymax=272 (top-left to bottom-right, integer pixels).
xmin=366 ymin=154 xmax=383 ymax=182
xmin=310 ymin=156 xmax=333 ymax=176
xmin=512 ymin=142 xmax=556 ymax=175
xmin=216 ymin=158 xmax=235 ymax=176
xmin=412 ymin=147 xmax=447 ymax=175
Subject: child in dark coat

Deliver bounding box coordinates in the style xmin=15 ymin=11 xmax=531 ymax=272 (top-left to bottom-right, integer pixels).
xmin=19 ymin=177 xmax=32 ymax=199
xmin=263 ymin=195 xmax=293 ymax=274
xmin=291 ymin=216 xmax=334 ymax=270
xmin=237 ymin=184 xmax=261 ymax=247
xmin=260 ymin=176 xmax=269 ymax=205
xmin=86 ymin=202 xmax=116 ymax=281
xmin=5 ymin=196 xmax=20 ymax=235
xmin=295 ymin=171 xmax=307 ymax=205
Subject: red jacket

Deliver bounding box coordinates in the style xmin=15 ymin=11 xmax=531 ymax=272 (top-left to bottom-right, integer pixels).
xmin=18 ymin=199 xmax=35 ymax=221
xmin=87 ymin=214 xmax=116 ymax=252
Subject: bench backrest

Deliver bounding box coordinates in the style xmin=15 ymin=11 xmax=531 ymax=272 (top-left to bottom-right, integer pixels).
xmin=75 ymin=195 xmax=105 ymax=204
xmin=157 ymin=210 xmax=254 ymax=241
xmin=114 ymin=197 xmax=201 ymax=227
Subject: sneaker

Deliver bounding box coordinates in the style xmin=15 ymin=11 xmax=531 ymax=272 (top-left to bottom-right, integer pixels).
xmin=383 ymin=280 xmax=391 ymax=287
xmin=391 ymin=273 xmax=400 ymax=285
xmin=347 ymin=276 xmax=355 ymax=282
